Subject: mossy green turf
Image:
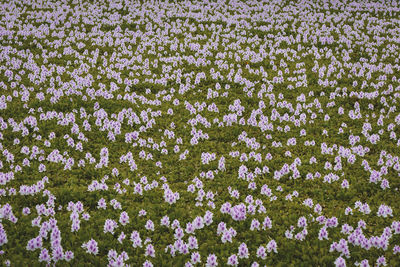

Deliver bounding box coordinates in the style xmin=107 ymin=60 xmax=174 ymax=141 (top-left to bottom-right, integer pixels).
xmin=1 ymin=0 xmax=400 ymax=266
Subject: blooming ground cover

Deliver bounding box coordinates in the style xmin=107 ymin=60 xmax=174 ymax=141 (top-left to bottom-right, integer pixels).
xmin=0 ymin=0 xmax=400 ymax=266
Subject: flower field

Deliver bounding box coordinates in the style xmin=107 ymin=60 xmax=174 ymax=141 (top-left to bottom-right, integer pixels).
xmin=1 ymin=0 xmax=400 ymax=266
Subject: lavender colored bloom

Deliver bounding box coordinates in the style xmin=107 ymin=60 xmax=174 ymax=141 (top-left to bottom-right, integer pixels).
xmin=145 ymin=220 xmax=155 ymax=231
xmin=22 ymin=207 xmax=31 ymax=215
xmin=191 ymin=252 xmax=201 ymax=264
xmin=145 ymin=244 xmax=155 ymax=257
xmin=206 ymin=254 xmax=218 ymax=267
xmin=238 ymin=243 xmax=249 ymax=259
xmin=64 ymin=250 xmax=74 ymax=262
xmin=256 ymin=245 xmax=266 ymax=259
xmin=39 ymin=248 xmax=51 ymax=263
xmin=267 ymin=240 xmax=278 ymax=253
xmin=143 ymin=260 xmax=154 ymax=267
xmin=334 ymin=256 xmax=346 ymax=267
xmin=118 ymin=232 xmax=126 ymax=244
xmin=104 ymin=219 xmax=118 ymax=234
xmin=82 ymin=239 xmax=98 ymax=255
xmin=227 ymin=254 xmax=238 ymax=266
xmin=318 ymin=227 xmax=329 ymax=240
xmin=377 ymin=204 xmax=393 ymax=218
xmin=97 ymin=198 xmax=107 ymax=209
xmin=161 ymin=215 xmax=170 ymax=227
xmin=297 ymin=216 xmax=307 ymax=228
xmin=188 ymin=235 xmax=198 ymax=250
xmin=326 ymin=217 xmax=338 ymax=228
xmin=356 ymin=259 xmax=370 ymax=267
xmin=230 ymin=203 xmax=247 ymax=221
xmin=250 ymin=219 xmax=260 ymax=231
xmin=376 ymin=256 xmax=386 ymax=266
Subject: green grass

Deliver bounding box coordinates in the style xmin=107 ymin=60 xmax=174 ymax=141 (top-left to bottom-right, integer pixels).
xmin=0 ymin=0 xmax=400 ymax=266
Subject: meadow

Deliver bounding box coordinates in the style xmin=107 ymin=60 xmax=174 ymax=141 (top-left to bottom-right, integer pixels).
xmin=0 ymin=0 xmax=400 ymax=266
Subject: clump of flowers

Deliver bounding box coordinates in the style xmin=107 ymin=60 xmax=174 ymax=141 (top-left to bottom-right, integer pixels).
xmin=82 ymin=239 xmax=99 ymax=255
